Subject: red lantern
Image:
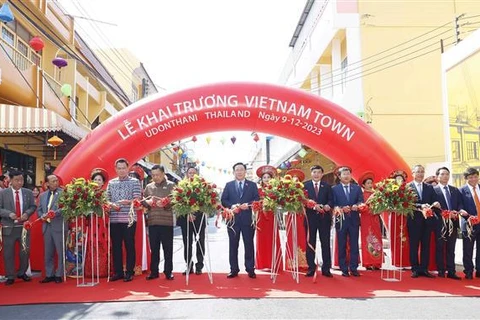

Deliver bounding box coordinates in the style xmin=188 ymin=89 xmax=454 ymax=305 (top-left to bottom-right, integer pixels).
xmin=253 ymin=133 xmax=259 ymax=142
xmin=29 ymin=36 xmax=44 ymax=52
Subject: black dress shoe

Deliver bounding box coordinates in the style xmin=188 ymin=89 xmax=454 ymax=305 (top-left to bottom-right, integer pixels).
xmin=17 ymin=274 xmax=31 ymax=282
xmin=248 ymin=272 xmax=256 ymax=279
xmin=146 ymin=273 xmax=159 ymax=280
xmin=195 ymin=269 xmax=202 ymax=275
xmin=350 ymin=270 xmax=360 ymax=277
xmin=305 ymin=270 xmax=315 ymax=277
xmin=123 ymin=274 xmax=133 ymax=282
xmin=322 ymin=271 xmax=333 ymax=278
xmin=110 ymin=274 xmax=124 ymax=281
xmin=40 ymin=277 xmax=55 ymax=283
xmin=447 ymin=273 xmax=461 ymax=280
xmin=438 ymin=272 xmax=445 ymax=278
xmin=341 ymin=271 xmax=350 ymax=277
xmin=227 ymin=272 xmax=238 ymax=278
xmin=411 ymin=271 xmax=419 ymax=278
xmin=5 ymin=279 xmax=14 ymax=286
xmin=465 ymin=273 xmax=473 ymax=280
xmin=165 ymin=273 xmax=174 ymax=280
xmin=54 ymin=277 xmax=63 ymax=283
xmin=423 ymin=271 xmax=435 ymax=278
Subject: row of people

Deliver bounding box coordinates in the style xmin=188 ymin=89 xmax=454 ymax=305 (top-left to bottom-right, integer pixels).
xmin=253 ymin=164 xmax=480 ymax=280
xmin=2 ymin=161 xmax=479 ymax=284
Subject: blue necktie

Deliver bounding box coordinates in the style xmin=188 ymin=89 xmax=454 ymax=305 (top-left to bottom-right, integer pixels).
xmin=444 ymin=186 xmax=452 ymax=210
xmin=344 ymin=185 xmax=350 ymax=202
xmin=238 ymin=181 xmax=243 ymax=198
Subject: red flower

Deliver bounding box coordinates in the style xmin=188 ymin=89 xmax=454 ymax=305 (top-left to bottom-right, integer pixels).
xmin=212 ymin=183 xmax=217 ymax=188
xmin=189 ymin=198 xmax=196 ymax=205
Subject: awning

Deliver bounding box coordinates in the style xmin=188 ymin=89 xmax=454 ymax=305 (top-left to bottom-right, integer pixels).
xmin=0 ymin=104 xmax=88 ymax=140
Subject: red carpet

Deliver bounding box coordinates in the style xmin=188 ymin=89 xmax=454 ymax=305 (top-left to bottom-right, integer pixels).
xmin=1 ymin=270 xmax=480 ymax=306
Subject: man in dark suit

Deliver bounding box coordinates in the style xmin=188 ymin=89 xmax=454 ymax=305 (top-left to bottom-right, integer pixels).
xmin=332 ymin=166 xmax=364 ymax=277
xmin=0 ymin=170 xmax=36 ymax=285
xmin=304 ymin=165 xmax=333 ymax=278
xmin=37 ymin=174 xmax=66 ymax=284
xmin=221 ymin=162 xmax=260 ymax=279
xmin=408 ymin=164 xmax=438 ymax=278
xmin=459 ymin=167 xmax=480 ymax=280
xmin=177 ymin=167 xmax=206 ymax=275
xmin=432 ymin=167 xmax=462 ymax=280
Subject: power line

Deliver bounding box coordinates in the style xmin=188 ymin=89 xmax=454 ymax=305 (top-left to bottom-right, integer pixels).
xmin=318 ymin=27 xmax=454 ymax=85
xmin=11 ymin=0 xmax=132 ymax=105
xmin=71 ymin=1 xmax=143 ymax=83
xmin=287 ymin=19 xmax=455 ymax=88
xmin=0 ymin=41 xmax=87 ymax=127
xmin=314 ymin=34 xmax=454 ymax=91
xmin=309 ymin=39 xmax=456 ymax=94
xmin=287 ymin=14 xmax=479 ymax=89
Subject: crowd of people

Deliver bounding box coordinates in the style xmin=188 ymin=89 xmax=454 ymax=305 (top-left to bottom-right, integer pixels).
xmin=0 ymin=159 xmax=479 ymax=286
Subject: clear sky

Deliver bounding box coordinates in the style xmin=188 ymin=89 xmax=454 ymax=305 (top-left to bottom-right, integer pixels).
xmin=58 ymin=0 xmax=306 ymax=184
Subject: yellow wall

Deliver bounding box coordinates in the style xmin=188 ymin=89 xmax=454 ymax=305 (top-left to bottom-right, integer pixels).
xmin=446 ymin=49 xmax=480 ymax=186
xmin=357 ymin=0 xmax=480 ymax=167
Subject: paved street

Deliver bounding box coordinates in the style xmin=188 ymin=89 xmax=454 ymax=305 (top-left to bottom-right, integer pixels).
xmin=0 ymin=217 xmax=477 ymax=319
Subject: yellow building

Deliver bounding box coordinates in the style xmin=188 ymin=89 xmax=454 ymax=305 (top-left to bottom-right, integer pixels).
xmin=0 ymin=0 xmax=131 ymax=187
xmin=278 ymin=0 xmax=480 ymax=174
xmin=442 ymin=27 xmax=480 ymax=186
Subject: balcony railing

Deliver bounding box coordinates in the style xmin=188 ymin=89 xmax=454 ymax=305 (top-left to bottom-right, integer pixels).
xmin=0 ymin=26 xmax=41 ymax=71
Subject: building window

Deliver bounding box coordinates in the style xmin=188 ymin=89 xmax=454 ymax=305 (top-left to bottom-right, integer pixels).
xmin=451 ymin=140 xmax=461 ymax=162
xmin=0 ymin=148 xmax=36 ymax=189
xmin=341 ymin=57 xmax=348 ymax=93
xmin=1 ymin=26 xmax=14 ymax=59
xmin=466 ymin=141 xmax=478 ymax=160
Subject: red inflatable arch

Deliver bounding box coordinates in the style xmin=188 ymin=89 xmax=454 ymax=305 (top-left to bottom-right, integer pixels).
xmin=55 ymin=82 xmax=409 ymax=182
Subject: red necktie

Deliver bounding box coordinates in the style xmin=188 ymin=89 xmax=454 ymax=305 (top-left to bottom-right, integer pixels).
xmin=15 ymin=190 xmax=21 ymax=218
xmin=314 ymin=183 xmax=319 ymax=198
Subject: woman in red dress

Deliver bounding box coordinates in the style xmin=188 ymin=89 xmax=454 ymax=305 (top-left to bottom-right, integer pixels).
xmin=83 ymin=168 xmax=110 ymax=278
xmin=359 ymin=172 xmax=383 ymax=270
xmin=284 ymin=169 xmax=308 ymax=272
xmin=255 ymin=165 xmax=281 ymax=272
xmin=384 ymin=170 xmax=410 ymax=268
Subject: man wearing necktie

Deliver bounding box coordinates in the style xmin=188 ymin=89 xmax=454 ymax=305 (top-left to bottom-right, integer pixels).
xmin=408 ymin=165 xmax=438 ymax=278
xmin=221 ymin=162 xmax=260 ymax=279
xmin=37 ymin=175 xmax=66 ymax=284
xmin=459 ymin=167 xmax=480 ymax=279
xmin=432 ymin=167 xmax=463 ymax=280
xmin=303 ymin=165 xmax=333 ymax=278
xmin=0 ymin=170 xmax=36 ymax=286
xmin=331 ymin=166 xmax=364 ymax=277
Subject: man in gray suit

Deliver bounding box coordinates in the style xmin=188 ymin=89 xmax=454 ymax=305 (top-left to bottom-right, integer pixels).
xmin=37 ymin=174 xmax=65 ymax=284
xmin=0 ymin=170 xmax=36 ymax=285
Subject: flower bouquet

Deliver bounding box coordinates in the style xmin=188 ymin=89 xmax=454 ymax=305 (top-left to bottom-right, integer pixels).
xmin=58 ymin=178 xmax=108 ymax=220
xmin=171 ymin=174 xmax=220 ymax=217
xmin=367 ymin=179 xmax=417 ymax=217
xmin=262 ymin=174 xmax=308 ymax=213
